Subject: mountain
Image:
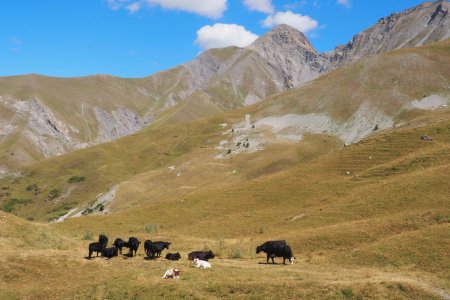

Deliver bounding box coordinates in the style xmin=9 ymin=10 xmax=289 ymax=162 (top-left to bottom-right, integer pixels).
xmin=0 ymin=1 xmax=449 ymax=172
xmin=0 ymin=41 xmax=448 ymax=299
xmin=327 ymin=0 xmax=450 ymax=68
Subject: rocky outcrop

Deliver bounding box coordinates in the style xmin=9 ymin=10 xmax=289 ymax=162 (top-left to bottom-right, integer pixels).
xmin=94 ymin=107 xmax=153 ymax=143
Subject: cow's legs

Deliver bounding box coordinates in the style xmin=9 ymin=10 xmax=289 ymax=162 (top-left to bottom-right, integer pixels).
xmin=266 ymin=253 xmax=270 ymax=264
xmin=88 ymin=250 xmax=93 ymax=259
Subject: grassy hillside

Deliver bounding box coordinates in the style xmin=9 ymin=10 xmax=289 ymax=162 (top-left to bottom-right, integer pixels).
xmin=0 ymin=110 xmax=448 ymax=299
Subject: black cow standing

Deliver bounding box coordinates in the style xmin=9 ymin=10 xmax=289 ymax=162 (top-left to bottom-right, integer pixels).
xmin=87 ymin=235 xmax=108 ymax=259
xmin=127 ymin=237 xmax=140 ymax=257
xmin=188 ymin=250 xmax=215 ymax=261
xmin=99 ymin=234 xmax=108 ymax=248
xmin=87 ymin=242 xmax=104 ymax=259
xmin=144 ymin=240 xmax=171 ymax=259
xmin=113 ymin=238 xmax=128 ymax=254
xmin=256 ymin=240 xmax=295 ymax=264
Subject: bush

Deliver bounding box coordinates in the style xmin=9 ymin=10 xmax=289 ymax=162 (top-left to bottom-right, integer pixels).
xmin=434 ymin=214 xmax=450 ymax=223
xmin=81 ymin=208 xmax=93 ymax=216
xmin=67 ymin=176 xmax=85 ymax=183
xmin=144 ymin=224 xmax=159 ymax=233
xmin=48 ymin=189 xmax=61 ymax=199
xmin=83 ymin=231 xmax=93 ymax=240
xmin=259 ymin=225 xmax=264 ymax=234
xmin=229 ymin=243 xmax=242 ymax=259
xmin=342 ymin=288 xmax=354 ymax=298
xmin=2 ymin=198 xmax=32 ymax=212
xmin=26 ymin=184 xmax=38 ymax=192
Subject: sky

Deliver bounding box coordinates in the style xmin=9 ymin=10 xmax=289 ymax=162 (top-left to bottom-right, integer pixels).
xmin=0 ymin=0 xmax=430 ymax=78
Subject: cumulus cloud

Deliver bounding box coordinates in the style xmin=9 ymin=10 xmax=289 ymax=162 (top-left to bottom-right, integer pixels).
xmin=107 ymin=0 xmax=228 ymax=19
xmin=337 ymin=0 xmax=350 ymax=8
xmin=262 ymin=10 xmax=318 ymax=33
xmin=195 ymin=23 xmax=259 ymax=50
xmin=243 ymin=0 xmax=274 ymax=14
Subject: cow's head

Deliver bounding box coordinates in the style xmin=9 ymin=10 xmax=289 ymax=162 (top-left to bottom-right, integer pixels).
xmin=289 ymin=257 xmax=296 ymax=264
xmin=256 ymin=246 xmax=262 ymax=254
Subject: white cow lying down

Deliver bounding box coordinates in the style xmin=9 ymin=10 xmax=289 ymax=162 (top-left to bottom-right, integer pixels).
xmin=193 ymin=258 xmax=211 ymax=269
xmin=162 ymin=268 xmax=180 ymax=279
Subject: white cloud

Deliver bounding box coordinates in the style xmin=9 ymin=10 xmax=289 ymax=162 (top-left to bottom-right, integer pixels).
xmin=126 ymin=2 xmax=141 ymax=13
xmin=106 ymin=0 xmax=127 ymax=10
xmin=147 ymin=0 xmax=227 ymax=18
xmin=243 ymin=0 xmax=274 ymax=14
xmin=195 ymin=23 xmax=259 ymax=50
xmin=337 ymin=0 xmax=350 ymax=8
xmin=262 ymin=10 xmax=318 ymax=33
xmin=107 ymin=0 xmax=228 ymax=19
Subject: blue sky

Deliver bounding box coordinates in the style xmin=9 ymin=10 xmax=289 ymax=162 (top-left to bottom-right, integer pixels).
xmin=0 ymin=0 xmax=429 ymax=78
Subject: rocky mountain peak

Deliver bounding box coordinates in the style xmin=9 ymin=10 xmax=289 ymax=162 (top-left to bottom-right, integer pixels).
xmin=246 ymin=24 xmax=324 ymax=89
xmin=248 ymin=24 xmax=318 ymax=55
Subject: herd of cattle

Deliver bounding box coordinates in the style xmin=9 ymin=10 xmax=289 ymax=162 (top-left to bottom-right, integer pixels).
xmin=88 ymin=235 xmax=296 ymax=265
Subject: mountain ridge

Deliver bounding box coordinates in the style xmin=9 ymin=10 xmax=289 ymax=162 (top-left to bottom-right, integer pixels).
xmin=0 ymin=1 xmax=449 ymax=171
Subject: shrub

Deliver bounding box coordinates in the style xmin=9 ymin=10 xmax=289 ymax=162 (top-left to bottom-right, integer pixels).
xmin=342 ymin=288 xmax=354 ymax=298
xmin=259 ymin=225 xmax=265 ymax=234
xmin=67 ymin=176 xmax=85 ymax=183
xmin=144 ymin=224 xmax=159 ymax=233
xmin=48 ymin=189 xmax=61 ymax=199
xmin=81 ymin=208 xmax=94 ymax=216
xmin=434 ymin=214 xmax=450 ymax=223
xmin=83 ymin=231 xmax=93 ymax=240
xmin=229 ymin=243 xmax=242 ymax=259
xmin=26 ymin=184 xmax=38 ymax=192
xmin=2 ymin=198 xmax=32 ymax=212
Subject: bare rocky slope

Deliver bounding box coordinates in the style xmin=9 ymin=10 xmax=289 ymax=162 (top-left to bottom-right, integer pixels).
xmin=327 ymin=0 xmax=450 ymax=68
xmin=0 ymin=1 xmax=448 ymax=172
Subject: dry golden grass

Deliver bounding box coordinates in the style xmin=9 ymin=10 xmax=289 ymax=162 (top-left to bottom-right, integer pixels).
xmin=0 ymin=109 xmax=448 ymax=298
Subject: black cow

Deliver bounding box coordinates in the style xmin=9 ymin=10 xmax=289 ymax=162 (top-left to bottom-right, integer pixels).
xmin=113 ymin=238 xmax=128 ymax=254
xmin=188 ymin=250 xmax=215 ymax=261
xmin=151 ymin=241 xmax=171 ymax=258
xmin=165 ymin=252 xmax=181 ymax=261
xmin=144 ymin=240 xmax=171 ymax=259
xmin=144 ymin=240 xmax=154 ymax=258
xmin=127 ymin=237 xmax=140 ymax=257
xmin=99 ymin=234 xmax=108 ymax=248
xmin=88 ymin=242 xmax=104 ymax=259
xmin=256 ymin=240 xmax=295 ymax=264
xmin=102 ymin=246 xmax=119 ymax=259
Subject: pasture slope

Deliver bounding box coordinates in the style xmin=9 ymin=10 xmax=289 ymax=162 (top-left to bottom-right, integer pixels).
xmin=0 ymin=108 xmax=449 ymax=299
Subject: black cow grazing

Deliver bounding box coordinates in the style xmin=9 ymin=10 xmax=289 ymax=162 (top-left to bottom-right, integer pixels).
xmin=99 ymin=234 xmax=108 ymax=248
xmin=102 ymin=246 xmax=119 ymax=259
xmin=88 ymin=242 xmax=105 ymax=259
xmin=256 ymin=240 xmax=295 ymax=264
xmin=127 ymin=237 xmax=140 ymax=257
xmin=188 ymin=250 xmax=215 ymax=261
xmin=165 ymin=252 xmax=181 ymax=261
xmin=113 ymin=238 xmax=128 ymax=254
